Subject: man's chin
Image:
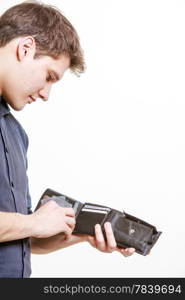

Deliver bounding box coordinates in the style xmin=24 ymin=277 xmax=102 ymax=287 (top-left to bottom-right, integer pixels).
xmin=2 ymin=95 xmax=27 ymax=111
xmin=9 ymin=102 xmax=26 ymax=111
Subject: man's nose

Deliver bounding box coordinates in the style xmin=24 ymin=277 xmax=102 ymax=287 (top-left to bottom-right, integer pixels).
xmin=38 ymin=84 xmax=52 ymax=101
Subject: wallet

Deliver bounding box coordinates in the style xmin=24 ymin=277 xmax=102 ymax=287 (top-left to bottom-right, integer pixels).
xmin=36 ymin=188 xmax=162 ymax=256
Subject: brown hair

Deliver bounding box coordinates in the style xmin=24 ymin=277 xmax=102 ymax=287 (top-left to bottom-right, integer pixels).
xmin=0 ymin=1 xmax=85 ymax=75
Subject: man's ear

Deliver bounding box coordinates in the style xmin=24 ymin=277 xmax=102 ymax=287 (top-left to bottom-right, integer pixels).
xmin=16 ymin=36 xmax=36 ymax=61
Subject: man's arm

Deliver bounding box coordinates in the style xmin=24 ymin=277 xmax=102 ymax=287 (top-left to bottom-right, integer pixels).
xmin=0 ymin=211 xmax=34 ymax=242
xmin=0 ymin=200 xmax=75 ymax=242
xmin=31 ymin=222 xmax=135 ymax=257
xmin=31 ymin=233 xmax=87 ymax=254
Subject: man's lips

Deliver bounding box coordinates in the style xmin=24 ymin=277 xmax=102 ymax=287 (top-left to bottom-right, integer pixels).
xmin=28 ymin=96 xmax=37 ymax=104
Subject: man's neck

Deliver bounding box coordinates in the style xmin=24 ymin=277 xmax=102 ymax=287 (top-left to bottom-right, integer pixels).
xmin=0 ymin=47 xmax=7 ymax=96
xmin=0 ymin=60 xmax=3 ymax=96
xmin=0 ymin=75 xmax=2 ymax=96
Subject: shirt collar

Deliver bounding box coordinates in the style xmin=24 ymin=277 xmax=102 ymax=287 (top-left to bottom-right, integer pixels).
xmin=0 ymin=96 xmax=10 ymax=117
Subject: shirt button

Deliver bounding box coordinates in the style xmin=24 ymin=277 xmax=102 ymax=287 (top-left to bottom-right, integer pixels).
xmin=11 ymin=182 xmax=14 ymax=188
xmin=5 ymin=147 xmax=9 ymax=153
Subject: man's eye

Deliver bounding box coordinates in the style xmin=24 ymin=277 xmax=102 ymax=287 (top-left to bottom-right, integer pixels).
xmin=46 ymin=75 xmax=52 ymax=82
xmin=46 ymin=74 xmax=55 ymax=82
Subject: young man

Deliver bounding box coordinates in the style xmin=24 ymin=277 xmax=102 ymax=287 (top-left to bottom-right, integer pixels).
xmin=0 ymin=1 xmax=135 ymax=278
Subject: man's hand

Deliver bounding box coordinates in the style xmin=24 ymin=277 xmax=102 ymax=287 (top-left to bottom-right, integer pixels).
xmin=30 ymin=200 xmax=76 ymax=239
xmin=87 ymin=222 xmax=135 ymax=257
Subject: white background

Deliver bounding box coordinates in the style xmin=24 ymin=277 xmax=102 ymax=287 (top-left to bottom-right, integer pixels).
xmin=1 ymin=0 xmax=185 ymax=277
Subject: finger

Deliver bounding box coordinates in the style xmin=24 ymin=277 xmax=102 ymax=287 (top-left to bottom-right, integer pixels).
xmin=43 ymin=195 xmax=50 ymax=199
xmin=63 ymin=224 xmax=73 ymax=238
xmin=119 ymin=247 xmax=135 ymax=257
xmin=103 ymin=222 xmax=117 ymax=252
xmin=65 ymin=216 xmax=76 ymax=229
xmin=63 ymin=207 xmax=75 ymax=217
xmin=94 ymin=224 xmax=106 ymax=251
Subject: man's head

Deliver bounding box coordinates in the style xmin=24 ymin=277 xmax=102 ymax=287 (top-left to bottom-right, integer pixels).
xmin=0 ymin=0 xmax=85 ymax=110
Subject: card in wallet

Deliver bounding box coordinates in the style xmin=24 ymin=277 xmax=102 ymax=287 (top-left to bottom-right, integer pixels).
xmin=36 ymin=188 xmax=162 ymax=256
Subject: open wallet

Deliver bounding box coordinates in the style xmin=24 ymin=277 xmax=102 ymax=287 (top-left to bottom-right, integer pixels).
xmin=35 ymin=188 xmax=162 ymax=256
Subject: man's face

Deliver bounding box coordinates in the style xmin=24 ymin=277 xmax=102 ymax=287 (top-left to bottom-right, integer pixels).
xmin=1 ymin=38 xmax=70 ymax=111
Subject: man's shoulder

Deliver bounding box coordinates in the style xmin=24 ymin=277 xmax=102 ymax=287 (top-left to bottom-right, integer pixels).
xmin=7 ymin=113 xmax=29 ymax=150
xmin=0 ymin=96 xmax=29 ymax=150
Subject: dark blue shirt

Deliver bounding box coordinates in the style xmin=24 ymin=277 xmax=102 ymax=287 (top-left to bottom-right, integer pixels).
xmin=0 ymin=96 xmax=31 ymax=277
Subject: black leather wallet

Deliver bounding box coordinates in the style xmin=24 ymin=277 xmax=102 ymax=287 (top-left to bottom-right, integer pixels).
xmin=36 ymin=188 xmax=162 ymax=256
